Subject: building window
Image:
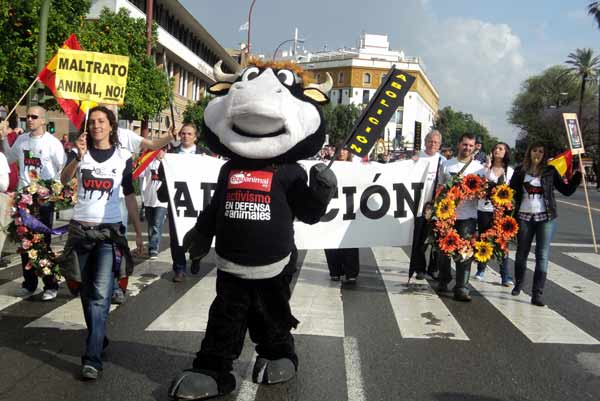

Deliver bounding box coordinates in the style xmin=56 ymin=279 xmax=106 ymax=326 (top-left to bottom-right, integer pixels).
xmin=363 ymin=73 xmax=371 ymax=85
xmin=380 ymin=73 xmax=386 ymax=84
xmin=395 ymin=109 xmax=404 ymax=124
xmin=179 ymin=68 xmax=188 ymax=97
xmin=362 ymin=89 xmax=370 ymax=104
xmin=338 ymin=72 xmax=344 ymax=84
xmin=338 ymin=89 xmax=343 ymax=105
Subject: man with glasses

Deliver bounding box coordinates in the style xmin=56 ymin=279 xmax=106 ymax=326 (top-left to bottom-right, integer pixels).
xmin=1 ymin=106 xmax=65 ymax=301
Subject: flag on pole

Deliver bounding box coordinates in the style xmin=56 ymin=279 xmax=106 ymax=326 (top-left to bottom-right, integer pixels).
xmin=132 ymin=149 xmax=161 ymax=179
xmin=239 ymin=21 xmax=249 ymax=31
xmin=37 ymin=34 xmax=96 ymax=130
xmin=547 ymin=149 xmax=573 ymax=178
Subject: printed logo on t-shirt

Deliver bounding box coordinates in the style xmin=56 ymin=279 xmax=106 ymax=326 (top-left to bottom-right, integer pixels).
xmin=227 ymin=170 xmax=273 ymax=192
xmin=81 ymin=167 xmax=116 ymax=200
xmin=23 ymin=150 xmax=42 ymax=169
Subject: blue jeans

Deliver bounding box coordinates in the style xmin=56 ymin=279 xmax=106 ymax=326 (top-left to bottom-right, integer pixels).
xmin=78 ymin=241 xmax=114 ymax=370
xmin=514 ymin=218 xmax=557 ymax=295
xmin=145 ymin=206 xmax=167 ymax=254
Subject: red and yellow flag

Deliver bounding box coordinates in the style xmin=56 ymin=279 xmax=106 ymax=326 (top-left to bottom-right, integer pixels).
xmin=132 ymin=149 xmax=161 ymax=180
xmin=547 ymin=150 xmax=573 ymax=178
xmin=37 ymin=34 xmax=96 ymax=130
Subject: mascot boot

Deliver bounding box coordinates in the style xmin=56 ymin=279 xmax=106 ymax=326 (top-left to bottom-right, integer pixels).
xmin=168 ymin=370 xmax=240 ymax=400
xmin=252 ymin=357 xmax=297 ymax=384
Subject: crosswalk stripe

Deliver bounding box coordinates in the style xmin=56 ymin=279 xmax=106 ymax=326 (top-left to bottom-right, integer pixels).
xmin=25 ymin=249 xmax=171 ymax=330
xmin=469 ymin=267 xmax=599 ymax=344
xmin=145 ymin=265 xmax=216 ymax=332
xmin=344 ymin=336 xmax=366 ymax=401
xmin=290 ymin=249 xmax=345 ymax=338
xmin=564 ymin=252 xmax=600 ymax=270
xmin=0 ymin=279 xmax=42 ymax=310
xmin=372 ymin=247 xmax=469 ymax=340
xmin=509 ymin=254 xmax=600 ymax=308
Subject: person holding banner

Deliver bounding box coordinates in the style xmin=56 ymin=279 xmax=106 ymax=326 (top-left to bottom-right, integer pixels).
xmin=1 ymin=106 xmax=65 ymax=301
xmin=474 ymin=142 xmax=514 ymax=285
xmin=436 ymin=133 xmax=485 ymax=302
xmin=409 ymin=130 xmax=444 ymax=280
xmin=509 ymin=142 xmax=581 ymax=307
xmin=141 ymin=149 xmax=168 ymax=259
xmin=59 ymin=106 xmax=143 ymax=380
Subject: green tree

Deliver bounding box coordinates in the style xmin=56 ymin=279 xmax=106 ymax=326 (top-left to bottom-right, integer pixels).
xmin=588 ymin=2 xmax=600 ymax=28
xmin=434 ymin=106 xmax=496 ymax=152
xmin=565 ymin=48 xmax=600 ymax=120
xmin=322 ymin=103 xmax=361 ymax=147
xmin=0 ymin=0 xmax=91 ymax=108
xmin=76 ymin=7 xmax=169 ymax=122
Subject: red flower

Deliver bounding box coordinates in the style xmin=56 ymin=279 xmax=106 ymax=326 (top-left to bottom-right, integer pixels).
xmin=439 ymin=229 xmax=461 ymax=253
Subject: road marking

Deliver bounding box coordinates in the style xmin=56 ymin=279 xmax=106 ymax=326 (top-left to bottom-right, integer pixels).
xmin=469 ymin=267 xmax=598 ymax=344
xmin=372 ymin=247 xmax=469 ymax=340
xmin=0 ymin=279 xmax=42 ymax=311
xmin=145 ymin=266 xmax=216 ymax=332
xmin=509 ymin=253 xmax=600 ymax=309
xmin=556 ymin=199 xmax=600 ymax=213
xmin=564 ymin=252 xmax=600 ymax=269
xmin=344 ymin=336 xmax=366 ymax=401
xmin=235 ymin=352 xmax=259 ymax=401
xmin=290 ymin=249 xmax=345 ymax=337
xmin=26 ymin=250 xmax=170 ymax=330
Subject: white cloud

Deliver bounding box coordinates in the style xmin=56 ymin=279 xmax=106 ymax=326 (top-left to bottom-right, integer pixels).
xmin=417 ymin=17 xmax=528 ymax=145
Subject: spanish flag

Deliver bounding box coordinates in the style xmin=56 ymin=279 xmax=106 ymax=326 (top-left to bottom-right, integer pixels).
xmin=132 ymin=149 xmax=161 ymax=179
xmin=37 ymin=34 xmax=96 ymax=130
xmin=547 ymin=150 xmax=573 ymax=178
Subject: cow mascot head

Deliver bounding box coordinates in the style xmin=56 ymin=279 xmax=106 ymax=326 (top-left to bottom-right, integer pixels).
xmin=169 ymin=59 xmax=337 ymax=400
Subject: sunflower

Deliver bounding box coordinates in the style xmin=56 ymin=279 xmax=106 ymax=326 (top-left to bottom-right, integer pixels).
xmin=491 ymin=184 xmax=514 ymax=208
xmin=473 ymin=241 xmax=494 ymax=263
xmin=436 ymin=198 xmax=455 ymax=220
xmin=461 ymin=174 xmax=484 ymax=196
xmin=496 ymin=216 xmax=519 ymax=240
xmin=439 ymin=229 xmax=460 ymax=253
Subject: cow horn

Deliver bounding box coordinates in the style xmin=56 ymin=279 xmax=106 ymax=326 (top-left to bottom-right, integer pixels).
xmin=213 ymin=60 xmax=240 ymax=82
xmin=308 ymin=72 xmax=333 ymax=93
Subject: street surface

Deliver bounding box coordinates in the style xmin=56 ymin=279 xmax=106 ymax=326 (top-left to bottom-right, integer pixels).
xmin=1 ymin=189 xmax=600 ymax=401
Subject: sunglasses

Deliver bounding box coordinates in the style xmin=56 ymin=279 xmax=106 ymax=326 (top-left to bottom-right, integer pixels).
xmin=26 ymin=115 xmax=40 ymax=120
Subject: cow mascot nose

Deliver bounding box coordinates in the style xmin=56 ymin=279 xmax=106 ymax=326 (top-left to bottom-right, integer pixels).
xmin=168 ymin=59 xmax=336 ymax=400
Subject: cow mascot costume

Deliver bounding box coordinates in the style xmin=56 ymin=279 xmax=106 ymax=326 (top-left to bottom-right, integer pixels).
xmin=168 ymin=59 xmax=337 ymax=400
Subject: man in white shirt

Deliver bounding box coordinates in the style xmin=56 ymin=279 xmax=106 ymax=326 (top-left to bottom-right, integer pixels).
xmin=409 ymin=130 xmax=444 ymax=280
xmin=436 ymin=133 xmax=485 ymax=302
xmin=1 ymin=106 xmax=65 ymax=301
xmin=141 ymin=150 xmax=168 ymax=259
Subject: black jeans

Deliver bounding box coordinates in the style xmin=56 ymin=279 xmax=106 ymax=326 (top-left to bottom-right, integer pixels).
xmin=193 ymin=269 xmax=298 ymax=374
xmin=437 ymin=218 xmax=477 ymax=295
xmin=409 ymin=216 xmax=438 ymax=275
xmin=324 ymin=248 xmax=360 ymax=278
xmin=21 ymin=203 xmax=58 ymax=292
xmin=167 ymin=210 xmax=187 ymax=273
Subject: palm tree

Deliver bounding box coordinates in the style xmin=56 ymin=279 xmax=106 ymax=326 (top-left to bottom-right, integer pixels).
xmin=565 ymin=48 xmax=600 ymax=119
xmin=588 ymin=2 xmax=600 ymax=28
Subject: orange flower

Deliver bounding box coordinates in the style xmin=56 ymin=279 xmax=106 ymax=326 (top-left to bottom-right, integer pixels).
xmin=439 ymin=229 xmax=461 ymax=253
xmin=496 ymin=216 xmax=519 ymax=240
xmin=461 ymin=174 xmax=484 ymax=196
xmin=446 ymin=186 xmax=462 ymax=201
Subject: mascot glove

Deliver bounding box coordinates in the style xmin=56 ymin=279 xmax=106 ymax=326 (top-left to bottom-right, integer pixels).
xmin=309 ymin=163 xmax=338 ymax=204
xmin=182 ymin=227 xmax=212 ymax=262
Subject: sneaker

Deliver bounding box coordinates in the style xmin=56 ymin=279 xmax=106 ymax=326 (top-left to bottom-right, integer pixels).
xmin=511 ymin=286 xmax=521 ymax=296
xmin=474 ymin=271 xmax=485 ymax=281
xmin=41 ymin=289 xmax=58 ymax=301
xmin=16 ymin=287 xmax=35 ymax=297
xmin=502 ymin=278 xmax=514 ymax=287
xmin=111 ymin=289 xmax=126 ymax=305
xmin=81 ymin=365 xmax=99 ymax=380
xmin=173 ymin=271 xmax=185 ymax=283
xmin=190 ymin=261 xmax=201 ymax=275
xmin=330 ymin=275 xmax=341 ymax=282
xmin=345 ymin=276 xmax=357 ymax=284
xmin=149 ymin=252 xmax=158 ymax=260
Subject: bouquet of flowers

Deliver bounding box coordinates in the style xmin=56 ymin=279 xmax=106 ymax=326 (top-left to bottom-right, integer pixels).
xmin=6 ymin=171 xmax=77 ymax=280
xmin=433 ymin=173 xmax=518 ymax=263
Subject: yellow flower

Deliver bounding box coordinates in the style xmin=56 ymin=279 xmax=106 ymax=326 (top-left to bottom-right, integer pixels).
xmin=27 ymin=183 xmax=38 ymax=194
xmin=28 ymin=249 xmax=38 ymax=260
xmin=491 ymin=184 xmax=514 ymax=207
xmin=51 ymin=181 xmax=64 ymax=195
xmin=436 ymin=198 xmax=455 ymax=220
xmin=473 ymin=241 xmax=494 ymax=263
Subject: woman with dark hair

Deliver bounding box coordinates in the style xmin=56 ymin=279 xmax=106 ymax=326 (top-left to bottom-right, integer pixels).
xmin=509 ymin=142 xmax=581 ymax=306
xmin=60 ymin=106 xmax=143 ymax=380
xmin=474 ymin=142 xmax=514 ymax=285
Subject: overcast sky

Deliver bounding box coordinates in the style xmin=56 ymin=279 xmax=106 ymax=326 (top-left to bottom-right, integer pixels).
xmin=179 ymin=0 xmax=600 ymax=146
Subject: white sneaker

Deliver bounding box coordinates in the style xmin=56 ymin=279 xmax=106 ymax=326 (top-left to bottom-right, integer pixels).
xmin=41 ymin=289 xmax=58 ymax=301
xmin=16 ymin=287 xmax=35 ymax=297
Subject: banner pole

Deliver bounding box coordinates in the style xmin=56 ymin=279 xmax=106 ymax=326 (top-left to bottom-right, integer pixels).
xmin=579 ymin=157 xmax=598 ymax=253
xmin=4 ymin=78 xmax=38 ymax=123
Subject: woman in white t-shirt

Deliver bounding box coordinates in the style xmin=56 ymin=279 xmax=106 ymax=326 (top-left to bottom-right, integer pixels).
xmin=60 ymin=106 xmax=144 ymax=380
xmin=475 ymin=143 xmax=514 ymax=285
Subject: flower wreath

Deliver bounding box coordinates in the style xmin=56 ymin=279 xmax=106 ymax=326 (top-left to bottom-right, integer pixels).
xmin=5 ymin=171 xmax=77 ymax=280
xmin=433 ymin=173 xmax=519 ymax=263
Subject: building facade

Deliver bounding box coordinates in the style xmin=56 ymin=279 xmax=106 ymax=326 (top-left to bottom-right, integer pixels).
xmin=298 ymin=33 xmax=439 ymax=152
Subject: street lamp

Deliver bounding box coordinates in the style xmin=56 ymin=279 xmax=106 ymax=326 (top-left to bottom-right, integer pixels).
xmin=272 ymin=38 xmax=305 ymax=60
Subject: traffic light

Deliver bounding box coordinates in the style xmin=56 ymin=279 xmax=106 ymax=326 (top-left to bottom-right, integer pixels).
xmin=47 ymin=121 xmax=55 ymax=134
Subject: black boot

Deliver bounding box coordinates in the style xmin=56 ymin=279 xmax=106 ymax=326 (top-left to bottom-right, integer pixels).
xmin=531 ymin=270 xmax=547 ymax=307
xmin=252 ymin=357 xmax=297 ymax=384
xmin=513 ymin=260 xmax=527 ymax=296
xmin=168 ymin=369 xmax=239 ymax=400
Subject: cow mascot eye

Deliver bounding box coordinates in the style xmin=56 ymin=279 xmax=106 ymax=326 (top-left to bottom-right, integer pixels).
xmin=169 ymin=59 xmax=339 ymax=400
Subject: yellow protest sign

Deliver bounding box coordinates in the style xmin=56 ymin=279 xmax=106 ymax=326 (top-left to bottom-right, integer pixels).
xmin=55 ymin=48 xmax=129 ymax=105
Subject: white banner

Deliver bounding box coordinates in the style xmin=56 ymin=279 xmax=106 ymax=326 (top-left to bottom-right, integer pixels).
xmin=161 ymin=154 xmax=431 ymax=249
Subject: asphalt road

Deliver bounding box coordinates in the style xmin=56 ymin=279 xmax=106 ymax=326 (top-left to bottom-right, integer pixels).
xmin=1 ymin=189 xmax=599 ymax=401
